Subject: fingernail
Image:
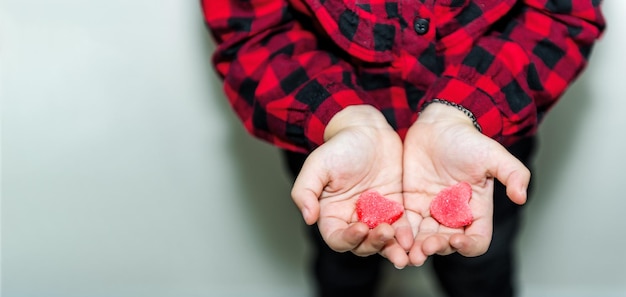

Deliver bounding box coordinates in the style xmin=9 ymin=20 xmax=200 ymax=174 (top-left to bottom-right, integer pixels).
xmin=302 ymin=207 xmax=310 ymax=222
xmin=394 ymin=264 xmax=405 ymax=270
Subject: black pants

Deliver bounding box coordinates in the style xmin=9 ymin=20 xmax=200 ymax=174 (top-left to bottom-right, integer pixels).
xmin=282 ymin=137 xmax=536 ymax=297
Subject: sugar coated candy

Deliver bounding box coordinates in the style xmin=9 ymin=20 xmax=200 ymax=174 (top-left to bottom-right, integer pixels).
xmin=430 ymin=182 xmax=473 ymax=228
xmin=356 ymin=190 xmax=404 ymax=229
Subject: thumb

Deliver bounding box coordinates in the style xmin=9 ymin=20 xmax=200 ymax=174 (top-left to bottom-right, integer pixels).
xmin=488 ymin=144 xmax=531 ymax=205
xmin=290 ymin=154 xmax=326 ymax=225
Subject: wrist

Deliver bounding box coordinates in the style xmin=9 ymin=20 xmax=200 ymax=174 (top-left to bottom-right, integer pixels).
xmin=324 ymin=105 xmax=391 ymax=141
xmin=419 ymin=99 xmax=481 ymax=132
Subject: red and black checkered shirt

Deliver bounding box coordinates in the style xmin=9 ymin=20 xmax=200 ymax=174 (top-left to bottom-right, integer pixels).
xmin=203 ymin=0 xmax=605 ymax=153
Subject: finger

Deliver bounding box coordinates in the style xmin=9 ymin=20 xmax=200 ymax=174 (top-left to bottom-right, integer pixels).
xmin=422 ymin=234 xmax=456 ymax=256
xmin=505 ymin=168 xmax=531 ymax=205
xmin=450 ymin=233 xmax=490 ymax=257
xmin=380 ymin=241 xmax=410 ymax=269
xmin=321 ymin=221 xmax=370 ymax=252
xmin=290 ymin=156 xmax=326 ymax=225
xmin=351 ymin=223 xmax=394 ymax=256
xmin=488 ymin=145 xmax=531 ymax=205
xmin=393 ymin=216 xmax=415 ymax=251
xmin=290 ymin=186 xmax=321 ymax=225
xmin=408 ymin=217 xmax=439 ymax=266
xmin=408 ymin=236 xmax=429 ymax=266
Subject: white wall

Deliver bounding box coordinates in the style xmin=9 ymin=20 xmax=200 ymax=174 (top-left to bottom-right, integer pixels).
xmin=1 ymin=1 xmax=624 ymax=297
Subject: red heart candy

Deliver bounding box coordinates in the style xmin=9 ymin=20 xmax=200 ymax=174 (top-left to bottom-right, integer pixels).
xmin=430 ymin=182 xmax=473 ymax=228
xmin=356 ymin=190 xmax=404 ymax=229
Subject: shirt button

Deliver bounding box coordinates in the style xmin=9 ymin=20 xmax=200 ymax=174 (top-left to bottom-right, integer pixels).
xmin=414 ymin=18 xmax=430 ymax=35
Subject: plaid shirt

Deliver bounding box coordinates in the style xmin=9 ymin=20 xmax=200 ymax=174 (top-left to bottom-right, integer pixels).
xmin=203 ymin=0 xmax=605 ymax=153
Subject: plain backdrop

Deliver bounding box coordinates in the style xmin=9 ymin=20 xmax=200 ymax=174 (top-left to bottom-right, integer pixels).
xmin=1 ymin=1 xmax=625 ymax=296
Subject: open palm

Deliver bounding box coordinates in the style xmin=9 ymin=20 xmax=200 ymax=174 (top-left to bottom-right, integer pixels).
xmin=291 ymin=106 xmax=413 ymax=268
xmin=402 ymin=104 xmax=531 ymax=266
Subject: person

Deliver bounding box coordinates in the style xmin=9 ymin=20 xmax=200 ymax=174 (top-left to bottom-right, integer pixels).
xmin=201 ymin=0 xmax=605 ymax=296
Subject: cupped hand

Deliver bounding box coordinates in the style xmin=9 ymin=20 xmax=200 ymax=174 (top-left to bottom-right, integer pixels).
xmin=291 ymin=105 xmax=413 ymax=268
xmin=402 ymin=103 xmax=531 ymax=266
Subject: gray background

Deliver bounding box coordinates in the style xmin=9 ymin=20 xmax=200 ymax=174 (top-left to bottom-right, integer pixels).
xmin=2 ymin=1 xmax=625 ymax=296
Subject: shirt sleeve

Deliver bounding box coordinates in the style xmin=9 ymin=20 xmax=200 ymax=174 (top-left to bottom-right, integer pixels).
xmin=202 ymin=0 xmax=375 ymax=153
xmin=418 ymin=0 xmax=605 ymax=147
